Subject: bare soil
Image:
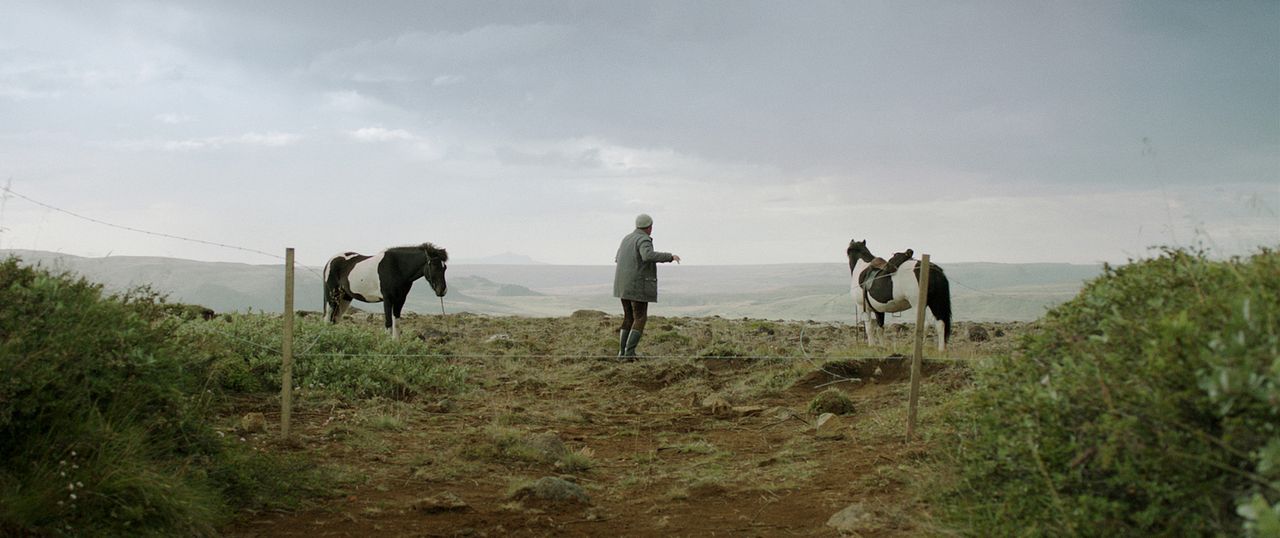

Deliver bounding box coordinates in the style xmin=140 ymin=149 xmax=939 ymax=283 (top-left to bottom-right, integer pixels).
xmin=221 ymin=316 xmax=1005 ymax=537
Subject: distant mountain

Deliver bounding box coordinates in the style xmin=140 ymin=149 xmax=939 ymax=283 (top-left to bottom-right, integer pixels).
xmin=1 ymin=249 xmax=1101 ymax=322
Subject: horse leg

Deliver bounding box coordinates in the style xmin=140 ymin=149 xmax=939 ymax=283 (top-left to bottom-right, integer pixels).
xmin=863 ymin=314 xmax=878 ymax=346
xmin=392 ymin=296 xmax=409 ymax=340
xmin=935 ymin=319 xmax=946 ymax=352
xmin=383 ymin=301 xmax=397 ymax=339
xmin=874 ymin=311 xmax=886 ymax=346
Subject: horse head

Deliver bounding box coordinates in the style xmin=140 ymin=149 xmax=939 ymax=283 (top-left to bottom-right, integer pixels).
xmin=847 ymin=239 xmax=873 ymax=262
xmin=420 ymin=243 xmax=449 ymax=297
xmin=847 ymin=239 xmax=874 ymax=274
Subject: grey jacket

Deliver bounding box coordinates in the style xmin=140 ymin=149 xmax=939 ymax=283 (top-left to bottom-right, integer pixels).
xmin=613 ymin=229 xmax=674 ymax=302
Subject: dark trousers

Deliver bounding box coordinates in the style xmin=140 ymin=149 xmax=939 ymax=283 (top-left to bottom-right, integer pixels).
xmin=620 ymin=299 xmax=649 ymax=332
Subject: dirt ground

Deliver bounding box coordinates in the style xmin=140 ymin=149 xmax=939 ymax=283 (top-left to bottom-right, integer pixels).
xmin=221 ymin=316 xmax=994 ymax=537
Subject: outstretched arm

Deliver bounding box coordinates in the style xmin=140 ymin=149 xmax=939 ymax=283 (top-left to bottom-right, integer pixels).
xmin=638 ymin=236 xmax=676 ymax=263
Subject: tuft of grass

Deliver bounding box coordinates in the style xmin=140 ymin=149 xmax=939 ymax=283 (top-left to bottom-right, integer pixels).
xmin=808 ymin=387 xmax=856 ymax=415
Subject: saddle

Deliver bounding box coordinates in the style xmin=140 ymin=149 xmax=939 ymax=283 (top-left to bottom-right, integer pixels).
xmin=859 ymin=249 xmax=915 ymax=301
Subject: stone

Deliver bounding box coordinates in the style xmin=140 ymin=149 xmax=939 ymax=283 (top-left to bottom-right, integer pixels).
xmin=412 ymin=492 xmax=469 ymax=513
xmin=511 ymin=477 xmax=591 ymax=505
xmin=968 ymin=325 xmax=990 ymax=342
xmin=423 ymin=399 xmax=454 ymax=414
xmin=731 ymin=405 xmax=767 ymax=417
xmin=240 ymin=412 xmax=267 ymax=433
xmin=700 ymin=395 xmax=732 ymax=416
xmin=814 ymin=413 xmax=846 ymax=439
xmin=826 ymin=502 xmax=873 ymax=535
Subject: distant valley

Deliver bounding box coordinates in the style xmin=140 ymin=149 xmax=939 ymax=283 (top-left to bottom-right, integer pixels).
xmin=2 ymin=250 xmax=1101 ymax=322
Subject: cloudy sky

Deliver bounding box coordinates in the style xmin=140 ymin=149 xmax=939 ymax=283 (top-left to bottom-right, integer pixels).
xmin=1 ymin=1 xmax=1276 ymax=266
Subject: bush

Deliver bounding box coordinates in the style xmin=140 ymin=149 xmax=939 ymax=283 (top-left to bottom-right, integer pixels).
xmin=808 ymin=388 xmax=856 ymax=415
xmin=0 ymin=258 xmax=331 ymax=536
xmin=937 ymin=248 xmax=1279 ymax=536
xmin=179 ymin=314 xmax=468 ymax=401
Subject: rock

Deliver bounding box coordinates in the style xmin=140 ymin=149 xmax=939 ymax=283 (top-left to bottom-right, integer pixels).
xmin=527 ymin=432 xmax=569 ymax=460
xmin=416 ymin=327 xmax=448 ymax=342
xmin=814 ymin=413 xmax=846 ymax=439
xmin=510 ymin=477 xmax=591 ymax=505
xmin=570 ymin=309 xmax=609 ymax=318
xmin=423 ymin=399 xmax=454 ymax=413
xmin=731 ymin=405 xmax=767 ymax=417
xmin=826 ymin=502 xmax=873 ymax=535
xmin=240 ymin=412 xmax=267 ymax=433
xmin=485 ymin=333 xmax=512 ymax=344
xmin=771 ymin=407 xmax=801 ymax=421
xmin=967 ymin=325 xmax=990 ymax=342
xmin=412 ymin=492 xmax=469 ymax=513
xmin=700 ymin=395 xmax=732 ymax=416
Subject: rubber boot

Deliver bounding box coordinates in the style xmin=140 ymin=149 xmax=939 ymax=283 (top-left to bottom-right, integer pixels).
xmin=623 ymin=330 xmax=643 ymax=358
xmin=618 ymin=329 xmax=630 ymax=357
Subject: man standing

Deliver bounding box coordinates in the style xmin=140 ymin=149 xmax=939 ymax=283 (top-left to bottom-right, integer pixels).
xmin=613 ymin=213 xmax=680 ymax=358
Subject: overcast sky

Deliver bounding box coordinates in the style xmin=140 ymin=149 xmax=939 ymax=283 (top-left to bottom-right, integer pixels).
xmin=1 ymin=1 xmax=1276 ymax=266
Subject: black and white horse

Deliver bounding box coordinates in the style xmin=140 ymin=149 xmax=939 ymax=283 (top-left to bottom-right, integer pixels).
xmin=847 ymin=239 xmax=952 ymax=351
xmin=323 ymin=243 xmax=448 ymax=339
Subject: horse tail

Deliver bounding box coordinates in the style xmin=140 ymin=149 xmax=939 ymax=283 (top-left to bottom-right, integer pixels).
xmin=927 ymin=266 xmax=952 ymax=342
xmin=321 ymin=258 xmax=331 ymax=321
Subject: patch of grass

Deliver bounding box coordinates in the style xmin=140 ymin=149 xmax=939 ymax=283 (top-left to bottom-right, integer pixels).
xmin=726 ymin=359 xmax=812 ymax=400
xmin=365 ymin=414 xmax=406 ymax=432
xmin=459 ymin=425 xmax=578 ymax=468
xmin=179 ymin=315 xmax=469 ymax=401
xmin=662 ymin=439 xmax=721 ymax=456
xmin=743 ymin=440 xmax=821 ymax=491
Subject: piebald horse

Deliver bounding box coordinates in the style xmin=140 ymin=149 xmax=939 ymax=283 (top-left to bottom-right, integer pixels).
xmin=323 ymin=243 xmax=448 ymax=339
xmin=847 ymin=239 xmax=952 ymax=351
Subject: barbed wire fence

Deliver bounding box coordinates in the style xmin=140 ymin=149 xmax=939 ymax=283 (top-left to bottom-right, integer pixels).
xmin=4 ymin=184 xmax=1022 ymax=438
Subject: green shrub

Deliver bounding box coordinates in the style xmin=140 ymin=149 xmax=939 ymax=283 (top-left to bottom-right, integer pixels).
xmin=178 ymin=314 xmax=468 ymax=400
xmin=0 ymin=258 xmax=332 ymax=536
xmin=937 ymin=248 xmax=1279 ymax=536
xmin=808 ymin=388 xmax=856 ymax=415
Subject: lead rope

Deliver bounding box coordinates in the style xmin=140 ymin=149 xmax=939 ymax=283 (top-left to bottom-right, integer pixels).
xmin=440 ymin=296 xmax=449 ymax=333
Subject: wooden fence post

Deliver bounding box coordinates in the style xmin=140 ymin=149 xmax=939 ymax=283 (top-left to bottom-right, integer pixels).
xmin=907 ymin=254 xmax=931 ymax=441
xmin=281 ymin=247 xmax=295 ymax=439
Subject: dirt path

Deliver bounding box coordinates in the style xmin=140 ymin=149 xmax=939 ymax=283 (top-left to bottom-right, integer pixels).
xmin=222 ymin=351 xmax=950 ymax=537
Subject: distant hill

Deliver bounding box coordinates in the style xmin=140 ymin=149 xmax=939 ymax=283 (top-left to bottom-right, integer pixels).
xmin=453 ymin=252 xmax=548 ymax=265
xmin=1 ymin=250 xmax=1100 ymax=322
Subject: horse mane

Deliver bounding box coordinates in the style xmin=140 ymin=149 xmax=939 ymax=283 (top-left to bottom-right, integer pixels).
xmin=421 ymin=243 xmax=449 ymax=262
xmin=387 ymin=243 xmax=449 ymax=261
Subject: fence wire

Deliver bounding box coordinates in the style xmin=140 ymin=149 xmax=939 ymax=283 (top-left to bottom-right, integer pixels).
xmin=7 ymin=183 xmax=1037 ymax=366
